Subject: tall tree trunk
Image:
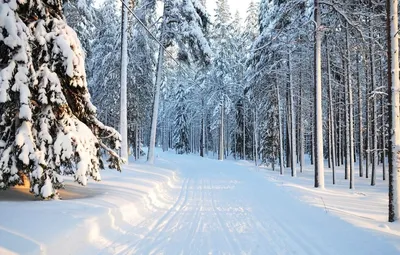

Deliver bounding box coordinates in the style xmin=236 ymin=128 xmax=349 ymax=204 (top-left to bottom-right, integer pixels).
xmin=365 ymin=50 xmax=371 ymax=179
xmin=370 ymin=19 xmax=377 ymax=186
xmin=346 ymin=24 xmax=355 ymax=189
xmin=147 ymin=10 xmax=165 ymax=164
xmin=289 ymin=53 xmax=297 ymax=177
xmin=314 ymin=0 xmax=324 ymax=188
xmin=344 ymin=57 xmax=350 ymax=180
xmin=327 ymin=44 xmax=336 ymax=184
xmin=380 ymin=56 xmax=386 ymax=180
xmin=387 ymin=0 xmax=400 ymax=222
xmin=120 ymin=0 xmax=129 ymax=163
xmin=277 ymin=78 xmax=285 ymax=175
xmin=382 ymin=90 xmax=386 ymax=181
xmin=337 ymin=95 xmax=342 ymax=167
xmin=299 ymin=71 xmax=305 ymax=173
xmin=357 ymin=51 xmax=364 ymax=177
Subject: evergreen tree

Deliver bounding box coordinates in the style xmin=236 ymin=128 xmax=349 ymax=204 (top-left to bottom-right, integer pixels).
xmin=173 ymin=84 xmax=190 ymax=154
xmin=87 ymin=0 xmax=121 ymax=128
xmin=0 ymin=0 xmax=121 ymax=198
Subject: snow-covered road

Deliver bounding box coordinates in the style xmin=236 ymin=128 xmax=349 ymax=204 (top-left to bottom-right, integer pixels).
xmin=104 ymin=154 xmax=398 ymax=255
xmin=0 ymin=151 xmax=399 ymax=254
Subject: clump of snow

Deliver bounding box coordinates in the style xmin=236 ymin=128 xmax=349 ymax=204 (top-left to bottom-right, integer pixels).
xmin=40 ymin=177 xmax=53 ymax=198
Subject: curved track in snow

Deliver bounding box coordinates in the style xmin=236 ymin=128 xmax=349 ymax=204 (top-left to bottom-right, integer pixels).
xmin=102 ymin=154 xmax=398 ymax=255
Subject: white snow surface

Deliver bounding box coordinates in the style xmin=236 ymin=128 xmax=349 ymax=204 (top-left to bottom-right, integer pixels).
xmin=0 ymin=149 xmax=399 ymax=254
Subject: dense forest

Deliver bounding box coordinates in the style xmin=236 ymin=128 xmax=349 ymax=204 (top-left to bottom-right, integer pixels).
xmin=1 ymin=0 xmax=400 ymax=222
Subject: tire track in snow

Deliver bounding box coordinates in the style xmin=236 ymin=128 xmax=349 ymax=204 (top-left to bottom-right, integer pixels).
xmin=125 ymin=176 xmax=191 ymax=254
xmin=106 ymin=176 xmax=189 ymax=255
xmin=209 ymin=179 xmax=243 ymax=254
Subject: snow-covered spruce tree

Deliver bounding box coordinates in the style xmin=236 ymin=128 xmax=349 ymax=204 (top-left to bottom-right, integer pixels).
xmin=259 ymin=81 xmax=280 ymax=168
xmin=0 ymin=0 xmax=122 ymax=198
xmin=173 ymin=84 xmax=190 ymax=154
xmin=87 ymin=0 xmax=121 ymax=127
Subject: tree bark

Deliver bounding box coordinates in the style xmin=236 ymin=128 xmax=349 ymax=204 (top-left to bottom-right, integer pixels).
xmin=120 ymin=0 xmax=129 ymax=163
xmin=277 ymin=78 xmax=285 ymax=175
xmin=147 ymin=12 xmax=165 ymax=164
xmin=346 ymin=24 xmax=354 ymax=189
xmin=387 ymin=0 xmax=400 ymax=222
xmin=370 ymin=16 xmax=377 ymax=186
xmin=288 ymin=53 xmax=297 ymax=177
xmin=314 ymin=0 xmax=324 ymax=188
xmin=327 ymin=44 xmax=336 ymax=184
xmin=357 ymin=51 xmax=364 ymax=177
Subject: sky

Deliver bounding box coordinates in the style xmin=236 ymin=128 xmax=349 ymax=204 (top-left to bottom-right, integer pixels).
xmin=206 ymin=0 xmax=255 ymax=20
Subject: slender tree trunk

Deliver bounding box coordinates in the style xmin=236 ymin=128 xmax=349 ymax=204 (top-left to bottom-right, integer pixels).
xmin=346 ymin=24 xmax=354 ymax=189
xmin=388 ymin=0 xmax=400 ymax=222
xmin=147 ymin=10 xmax=165 ymax=164
xmin=200 ymin=100 xmax=205 ymax=157
xmin=380 ymin=57 xmax=386 ymax=180
xmin=243 ymin=98 xmax=246 ymax=160
xmin=277 ymin=80 xmax=285 ymax=175
xmin=120 ymin=0 xmax=129 ymax=163
xmin=382 ymin=90 xmax=386 ymax=181
xmin=327 ymin=45 xmax=336 ymax=184
xmin=344 ymin=58 xmax=350 ymax=180
xmin=328 ymin=116 xmax=332 ymax=169
xmin=314 ymin=0 xmax=324 ymax=188
xmin=337 ymin=97 xmax=342 ymax=167
xmin=135 ymin=123 xmax=139 ymax=160
xmin=254 ymin=109 xmax=259 ymax=166
xmin=299 ymin=71 xmax=305 ymax=173
xmin=219 ymin=99 xmax=224 ymax=161
xmin=288 ymin=53 xmax=297 ymax=177
xmin=365 ymin=50 xmax=370 ymax=179
xmin=162 ymin=115 xmax=168 ymax=152
xmin=357 ymin=51 xmax=364 ymax=177
xmin=138 ymin=125 xmax=142 ymax=160
xmin=370 ymin=20 xmax=377 ymax=186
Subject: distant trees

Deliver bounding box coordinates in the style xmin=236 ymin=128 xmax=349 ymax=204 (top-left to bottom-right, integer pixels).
xmin=147 ymin=0 xmax=211 ymax=163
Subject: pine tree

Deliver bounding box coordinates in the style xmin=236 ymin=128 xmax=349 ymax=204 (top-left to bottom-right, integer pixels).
xmin=0 ymin=0 xmax=121 ymax=198
xmin=173 ymin=84 xmax=190 ymax=154
xmin=87 ymin=0 xmax=121 ymax=127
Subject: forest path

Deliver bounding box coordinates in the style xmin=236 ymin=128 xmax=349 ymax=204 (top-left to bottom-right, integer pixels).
xmin=102 ymin=152 xmax=398 ymax=255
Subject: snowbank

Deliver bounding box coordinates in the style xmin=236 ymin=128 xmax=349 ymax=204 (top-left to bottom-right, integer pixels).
xmin=0 ymin=157 xmax=179 ymax=255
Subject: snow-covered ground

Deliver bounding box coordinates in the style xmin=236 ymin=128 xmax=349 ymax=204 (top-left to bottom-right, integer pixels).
xmin=0 ymin=149 xmax=399 ymax=254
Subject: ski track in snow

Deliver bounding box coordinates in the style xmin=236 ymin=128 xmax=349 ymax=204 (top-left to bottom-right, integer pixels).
xmin=0 ymin=150 xmax=399 ymax=254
